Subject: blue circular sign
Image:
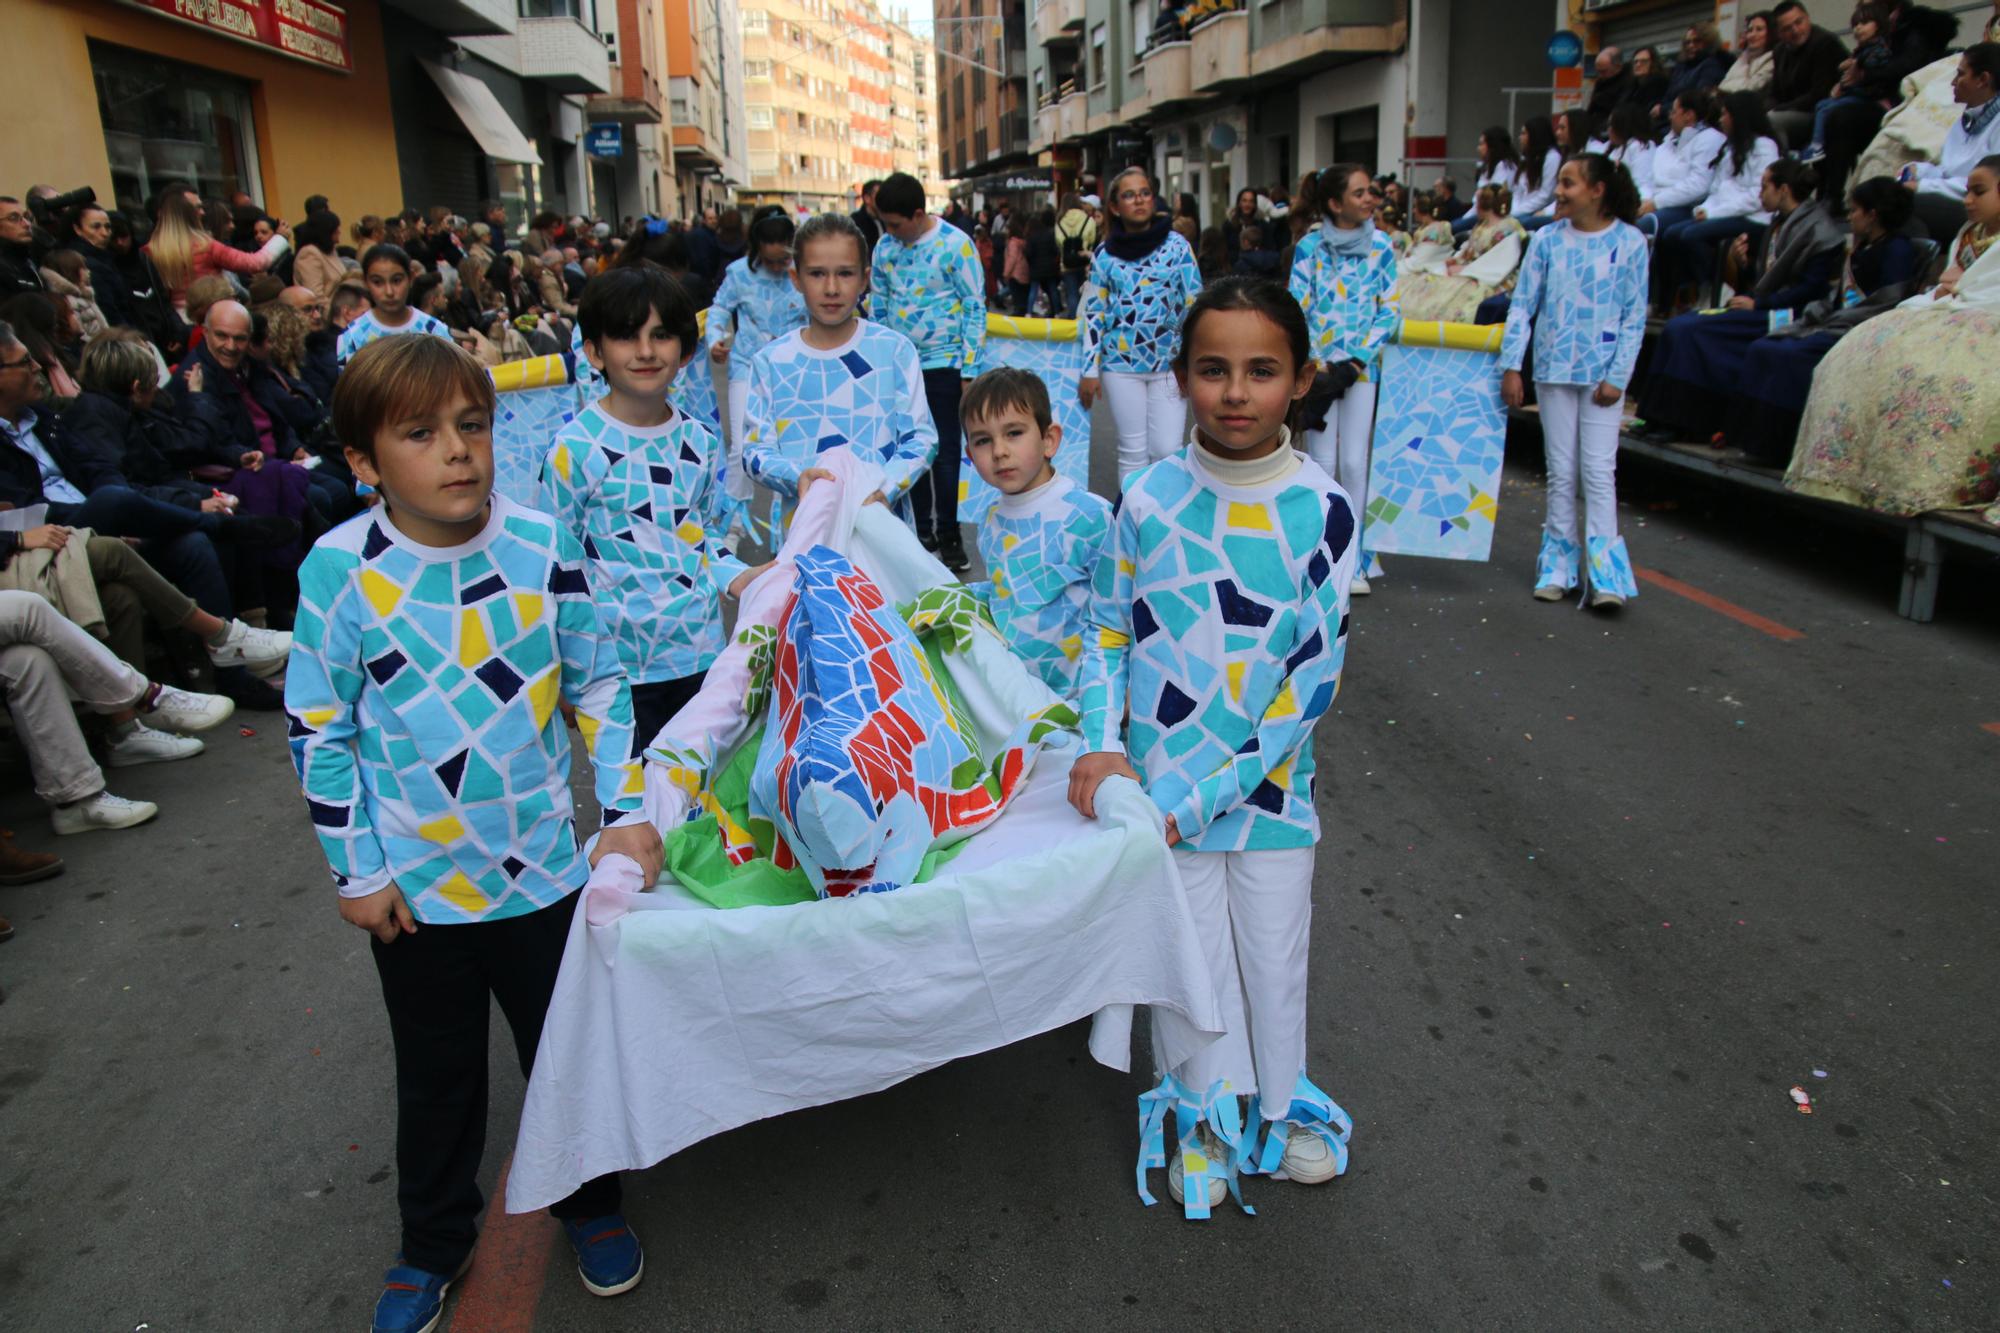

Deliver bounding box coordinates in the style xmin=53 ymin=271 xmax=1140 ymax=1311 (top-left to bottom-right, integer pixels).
xmin=1547 ymin=31 xmax=1583 ymax=68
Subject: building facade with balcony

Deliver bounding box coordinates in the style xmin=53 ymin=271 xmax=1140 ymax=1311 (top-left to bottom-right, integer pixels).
xmin=934 ymin=0 xmax=1036 ymax=203
xmin=586 ymin=0 xmax=670 ymax=224
xmin=1026 ymin=0 xmax=1571 ymax=229
xmin=665 ymin=0 xmax=750 ymax=219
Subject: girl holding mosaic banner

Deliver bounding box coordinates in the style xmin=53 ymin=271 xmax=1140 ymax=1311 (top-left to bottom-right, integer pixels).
xmin=1288 ymin=162 xmax=1400 ymax=596
xmin=1078 ymin=166 xmax=1205 ymax=487
xmin=1500 ymin=154 xmax=1650 ymax=610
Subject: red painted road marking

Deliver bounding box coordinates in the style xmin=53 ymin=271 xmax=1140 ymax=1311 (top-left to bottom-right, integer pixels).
xmin=1635 ymin=567 xmax=1805 ymax=642
xmin=1982 ymin=722 xmax=2000 ymax=737
xmin=447 ymin=1157 xmax=555 ymax=1333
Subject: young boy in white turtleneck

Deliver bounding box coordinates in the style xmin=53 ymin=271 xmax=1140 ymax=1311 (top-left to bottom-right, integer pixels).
xmin=961 ymin=367 xmax=1111 ymax=700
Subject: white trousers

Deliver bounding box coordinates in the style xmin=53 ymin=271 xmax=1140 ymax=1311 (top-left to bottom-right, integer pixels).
xmin=1102 ymin=370 xmax=1186 ymax=485
xmin=1159 ymin=844 xmax=1317 ymax=1121
xmin=723 ymin=376 xmax=753 ymax=504
xmin=1536 ymin=382 xmax=1622 ymax=545
xmin=1301 ymin=380 xmax=1378 ymax=538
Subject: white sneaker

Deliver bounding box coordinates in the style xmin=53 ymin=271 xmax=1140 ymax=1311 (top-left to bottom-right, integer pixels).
xmin=1592 ymin=592 xmax=1627 ymax=610
xmin=52 ymin=791 xmax=159 ymax=835
xmin=208 ymin=620 xmax=292 ymax=677
xmin=1349 ymin=575 xmax=1372 ymax=596
xmin=1271 ymin=1121 xmax=1341 ymax=1185
xmin=143 ymin=684 xmax=234 ymax=734
xmin=106 ymin=722 xmax=205 ymax=768
xmin=1166 ymin=1125 xmax=1230 ymax=1208
xmin=1532 ymin=584 xmax=1566 ymax=602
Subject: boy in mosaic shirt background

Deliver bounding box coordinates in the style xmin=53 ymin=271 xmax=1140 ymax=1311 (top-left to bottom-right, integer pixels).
xmin=869 ymin=172 xmax=987 ymax=572
xmin=543 ymin=266 xmax=766 ymax=746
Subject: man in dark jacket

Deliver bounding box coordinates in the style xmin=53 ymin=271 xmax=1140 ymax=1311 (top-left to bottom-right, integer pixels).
xmin=172 ymin=301 xmax=356 ymax=526
xmin=1816 ymin=2 xmax=1958 ymax=200
xmin=0 ymin=199 xmax=45 ymax=299
xmin=1657 ymin=24 xmax=1731 ymax=124
xmin=851 ymin=180 xmax=884 ymax=255
xmin=1767 ymin=1 xmax=1850 ymax=147
xmin=1588 ymin=47 xmax=1631 ymax=127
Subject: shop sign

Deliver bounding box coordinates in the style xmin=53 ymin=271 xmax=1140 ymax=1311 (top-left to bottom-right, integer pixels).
xmin=114 ymin=0 xmax=353 ymax=72
xmin=585 ymin=123 xmax=624 ymax=159
xmin=1546 ymin=31 xmax=1583 ymax=69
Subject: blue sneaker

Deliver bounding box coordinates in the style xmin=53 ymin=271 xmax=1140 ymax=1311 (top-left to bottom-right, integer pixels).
xmin=370 ymin=1256 xmax=465 ymax=1333
xmin=562 ymin=1214 xmax=644 ymax=1296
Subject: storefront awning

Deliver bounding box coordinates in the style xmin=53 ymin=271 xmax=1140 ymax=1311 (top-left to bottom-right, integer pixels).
xmin=421 ymin=59 xmax=539 ymax=165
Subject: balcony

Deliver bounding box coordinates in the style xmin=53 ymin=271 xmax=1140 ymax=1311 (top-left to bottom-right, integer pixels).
xmin=1057 ymin=88 xmax=1087 ymax=142
xmin=1189 ymin=9 xmax=1249 ymax=94
xmin=381 ymin=0 xmax=513 ymax=35
xmin=1141 ymin=40 xmax=1191 ymax=112
xmin=588 ymin=70 xmax=663 ymax=123
xmin=1034 ymin=101 xmax=1059 ymax=150
xmin=518 ymin=15 xmax=612 ymax=93
xmin=1035 ymin=0 xmax=1084 ymax=44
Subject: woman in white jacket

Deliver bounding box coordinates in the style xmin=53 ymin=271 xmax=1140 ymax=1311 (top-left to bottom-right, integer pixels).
xmin=1604 ymin=104 xmax=1659 ymax=207
xmin=1657 ymin=91 xmax=1782 ymax=302
xmin=1513 ymin=116 xmax=1566 ymax=229
xmin=1638 ymin=88 xmax=1727 ymax=236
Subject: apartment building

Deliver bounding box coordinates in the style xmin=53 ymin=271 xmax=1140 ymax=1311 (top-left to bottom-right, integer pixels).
xmin=933 ymin=0 xmax=1035 ymax=196
xmin=740 ymin=0 xmax=944 ymax=216
xmin=665 ymin=0 xmax=751 ymax=217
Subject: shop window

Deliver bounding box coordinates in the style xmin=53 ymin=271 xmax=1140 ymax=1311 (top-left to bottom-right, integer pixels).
xmin=90 ymin=41 xmax=262 ymax=216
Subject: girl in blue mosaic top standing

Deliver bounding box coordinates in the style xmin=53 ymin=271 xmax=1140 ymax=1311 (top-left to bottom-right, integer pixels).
xmin=1288 ymin=163 xmax=1399 ymax=596
xmin=709 ymin=207 xmax=807 ymax=532
xmin=1078 ymin=165 xmax=1205 ymax=486
xmin=1500 ymin=153 xmax=1649 ymax=610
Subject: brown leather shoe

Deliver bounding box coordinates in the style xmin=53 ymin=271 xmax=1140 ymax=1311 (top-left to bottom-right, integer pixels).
xmin=0 ymin=831 xmax=63 ymax=885
xmin=0 ymin=914 xmax=13 ymax=942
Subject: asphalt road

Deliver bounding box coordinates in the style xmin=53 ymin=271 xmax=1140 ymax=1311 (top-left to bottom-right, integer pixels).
xmin=1 ymin=415 xmax=1996 ymax=1331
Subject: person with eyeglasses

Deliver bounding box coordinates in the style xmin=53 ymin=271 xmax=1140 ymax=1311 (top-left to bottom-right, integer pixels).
xmin=280 ymin=284 xmax=339 ymax=405
xmin=0 ymin=198 xmax=45 ymax=300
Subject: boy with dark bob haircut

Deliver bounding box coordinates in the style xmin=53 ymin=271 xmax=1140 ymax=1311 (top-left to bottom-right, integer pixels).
xmin=290 ymin=333 xmax=663 ymax=1333
xmin=961 ymin=366 xmax=1110 ymax=700
xmin=544 ymin=265 xmax=763 ymax=747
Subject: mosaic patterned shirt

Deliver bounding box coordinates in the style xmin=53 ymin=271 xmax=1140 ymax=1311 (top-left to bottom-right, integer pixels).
xmin=1081 ymin=231 xmax=1204 ymax=375
xmin=968 ymin=474 xmax=1112 ymax=699
xmin=1288 ymin=225 xmax=1401 ymax=380
xmin=285 ymin=495 xmax=644 ymax=925
xmin=1079 ymin=453 xmax=1357 ymax=851
xmin=869 ymin=219 xmax=987 ymax=372
xmin=336 ymin=309 xmax=454 ymax=365
xmin=710 ymin=256 xmax=807 ymax=374
xmin=742 ymin=321 xmax=937 ymax=502
xmin=1499 ymin=219 xmax=1649 ymax=390
xmin=540 ymin=402 xmax=747 ymax=684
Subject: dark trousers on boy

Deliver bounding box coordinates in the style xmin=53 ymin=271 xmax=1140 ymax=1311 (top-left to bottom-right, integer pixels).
xmin=371 ymin=890 xmax=617 ymax=1274
xmin=909 ymin=367 xmax=963 ymax=552
xmin=628 ymin=670 xmax=708 ymax=755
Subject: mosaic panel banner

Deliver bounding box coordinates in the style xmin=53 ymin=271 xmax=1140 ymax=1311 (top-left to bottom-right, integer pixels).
xmin=1365 ymin=322 xmax=1506 ymax=563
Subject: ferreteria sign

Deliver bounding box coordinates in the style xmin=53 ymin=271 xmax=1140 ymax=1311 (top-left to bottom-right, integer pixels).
xmin=115 ymin=0 xmax=354 ymax=73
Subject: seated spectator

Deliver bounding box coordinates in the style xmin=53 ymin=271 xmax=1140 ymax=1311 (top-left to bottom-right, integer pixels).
xmin=1722 ymin=10 xmax=1779 ymax=95
xmin=181 ymin=274 xmax=237 ymax=351
xmin=103 ymin=211 xmax=186 ymax=360
xmin=278 ymin=285 xmax=338 ymax=405
xmin=1434 ymin=176 xmax=1470 ymax=223
xmin=1656 ymin=91 xmax=1785 ymax=307
xmin=1231 ymin=221 xmax=1283 ymax=278
xmin=0 ymin=293 xmax=82 ymax=402
xmin=1620 ymin=46 xmax=1671 ymax=119
xmin=1588 ymin=46 xmax=1631 ymax=126
xmin=1395 ymin=183 xmax=1527 ymax=323
xmin=1554 ymin=110 xmax=1598 ymax=161
xmin=1404 ymin=192 xmax=1456 ymax=261
xmin=1810 ymin=2 xmax=1956 ymax=201
xmin=1513 ymin=116 xmax=1564 ymax=229
xmin=292 ymin=210 xmax=345 ymax=305
xmin=1903 ymin=43 xmax=2000 ymax=241
xmin=245 ymin=307 xmax=333 ymax=452
xmin=60 ymin=203 xmax=131 ymax=330
xmin=528 ymin=250 xmax=575 ymax=321
xmin=1640 ymin=89 xmax=1729 ymax=246
xmin=1606 ymin=103 xmax=1660 ymax=203
xmin=1638 ymin=158 xmax=1845 ymax=441
xmin=39 ymin=250 xmax=108 ymax=342
xmin=0 ymin=197 xmax=40 ymax=299
xmin=65 ymin=329 xmax=232 ymax=512
xmin=0 ymin=588 xmax=234 ymax=833
xmin=145 ymin=193 xmax=290 ymax=315
xmin=1767 ymin=1 xmax=1851 ymax=150
xmin=1789 ymin=154 xmax=2000 ymax=518
xmin=1456 ymin=126 xmax=1523 ymax=237
xmin=1723 ymin=176 xmax=1923 ymax=461
xmin=173 ymin=300 xmax=354 ymax=541
xmin=1658 ymin=23 xmax=1731 ymax=123
xmin=231 ymin=205 xmax=293 ymax=284
xmin=0 ymin=523 xmax=288 ymax=764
